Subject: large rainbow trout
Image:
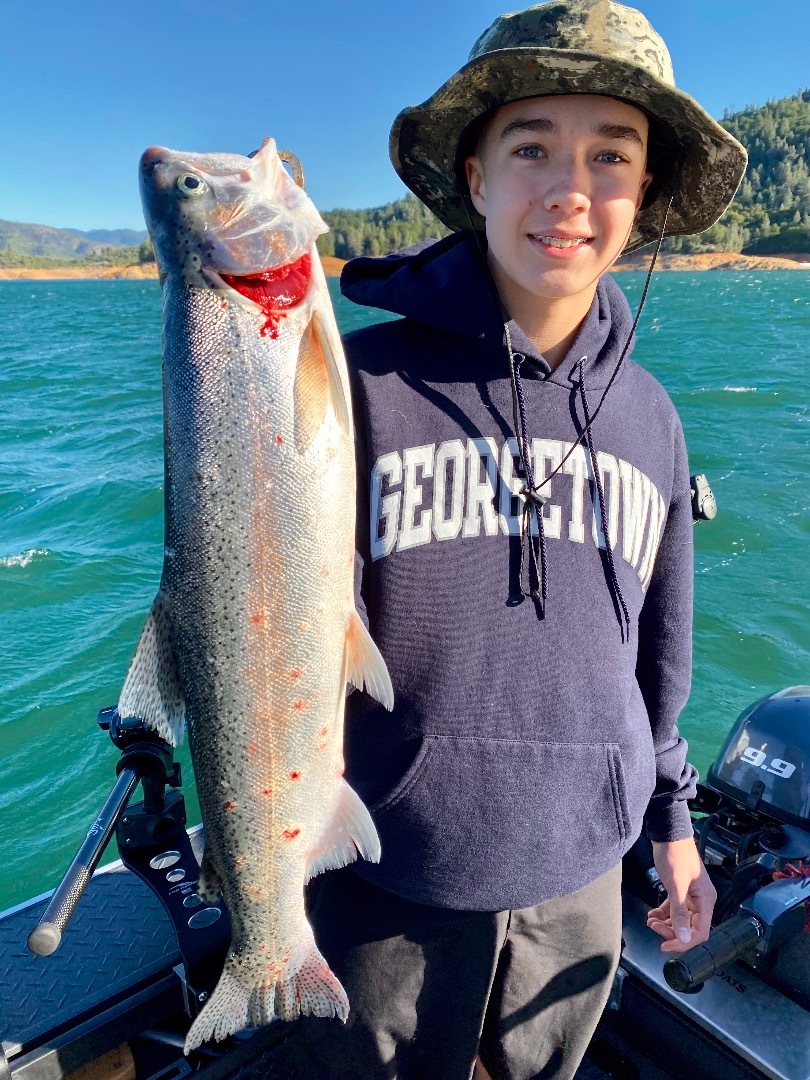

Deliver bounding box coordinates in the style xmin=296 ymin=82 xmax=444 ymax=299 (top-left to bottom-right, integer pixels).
xmin=121 ymin=139 xmax=393 ymax=1052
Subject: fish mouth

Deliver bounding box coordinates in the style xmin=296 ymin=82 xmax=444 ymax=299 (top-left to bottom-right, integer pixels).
xmin=219 ymin=251 xmax=312 ymax=337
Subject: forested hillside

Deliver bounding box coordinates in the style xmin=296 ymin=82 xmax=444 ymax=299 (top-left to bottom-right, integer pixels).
xmin=664 ymin=90 xmax=810 ymax=254
xmin=317 ymin=195 xmax=450 ymax=259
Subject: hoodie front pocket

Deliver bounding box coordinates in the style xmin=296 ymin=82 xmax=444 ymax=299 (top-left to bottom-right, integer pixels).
xmin=365 ymin=734 xmax=632 ymax=909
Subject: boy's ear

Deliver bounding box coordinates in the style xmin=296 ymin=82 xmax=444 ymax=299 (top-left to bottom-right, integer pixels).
xmin=636 ymin=168 xmax=654 ymax=213
xmin=465 ymin=156 xmax=487 ymax=217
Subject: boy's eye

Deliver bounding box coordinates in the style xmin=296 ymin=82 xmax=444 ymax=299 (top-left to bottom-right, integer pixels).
xmin=516 ymin=145 xmax=542 ymax=159
xmin=597 ymin=151 xmax=625 ymax=164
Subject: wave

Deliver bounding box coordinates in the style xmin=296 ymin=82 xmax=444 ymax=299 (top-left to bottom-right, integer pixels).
xmin=0 ymin=548 xmax=50 ymax=568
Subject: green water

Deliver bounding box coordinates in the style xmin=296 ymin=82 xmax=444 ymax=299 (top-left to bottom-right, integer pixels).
xmin=1 ymin=273 xmax=808 ymax=912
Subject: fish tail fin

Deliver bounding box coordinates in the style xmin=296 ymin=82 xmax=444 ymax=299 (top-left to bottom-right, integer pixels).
xmin=183 ymin=961 xmax=257 ymax=1053
xmin=183 ymin=928 xmax=348 ymax=1053
xmin=345 ymin=609 xmax=394 ymax=711
xmin=274 ymin=924 xmax=349 ymax=1023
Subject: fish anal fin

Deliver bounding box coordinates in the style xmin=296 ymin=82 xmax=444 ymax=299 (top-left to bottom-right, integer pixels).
xmin=118 ymin=591 xmax=185 ymax=746
xmin=293 ymin=310 xmax=351 ymax=452
xmin=196 ymin=847 xmax=223 ymax=903
xmin=344 ymin=609 xmax=394 ymax=711
xmin=305 ymin=778 xmax=380 ymax=884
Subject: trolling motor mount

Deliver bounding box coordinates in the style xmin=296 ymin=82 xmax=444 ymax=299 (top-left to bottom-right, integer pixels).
xmin=27 ymin=705 xmax=231 ymax=1020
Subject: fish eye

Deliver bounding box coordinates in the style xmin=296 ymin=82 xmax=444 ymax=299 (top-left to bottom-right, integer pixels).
xmin=176 ymin=173 xmax=207 ymax=197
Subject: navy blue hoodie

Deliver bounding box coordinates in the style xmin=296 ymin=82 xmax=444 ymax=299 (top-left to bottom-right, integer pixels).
xmin=340 ymin=232 xmax=697 ymax=911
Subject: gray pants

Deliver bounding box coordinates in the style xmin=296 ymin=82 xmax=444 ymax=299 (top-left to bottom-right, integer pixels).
xmin=282 ymin=863 xmax=622 ymax=1080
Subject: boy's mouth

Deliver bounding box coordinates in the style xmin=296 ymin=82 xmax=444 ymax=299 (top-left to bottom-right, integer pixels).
xmin=529 ymin=234 xmax=593 ymax=249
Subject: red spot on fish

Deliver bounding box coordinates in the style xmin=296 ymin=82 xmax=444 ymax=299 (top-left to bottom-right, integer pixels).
xmin=293 ymin=699 xmax=305 ymax=710
xmin=258 ymin=945 xmax=266 ymax=951
xmin=320 ymin=727 xmax=328 ymax=737
xmin=276 ymin=434 xmax=284 ymax=444
xmin=251 ymin=613 xmax=265 ymax=625
xmin=282 ymin=956 xmax=289 ymax=963
xmin=282 ymin=829 xmax=300 ymax=841
xmin=290 ymin=771 xmax=301 ymax=780
xmin=290 ymin=669 xmax=301 ymax=679
xmin=248 ymin=743 xmax=258 ymax=754
xmin=224 ymin=800 xmax=238 ymax=811
xmin=262 ymin=788 xmax=273 ymax=796
xmin=317 ymin=743 xmax=327 ymax=751
xmin=220 ymin=253 xmax=312 ymax=338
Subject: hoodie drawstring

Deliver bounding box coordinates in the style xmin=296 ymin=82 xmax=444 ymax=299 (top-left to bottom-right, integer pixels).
xmin=506 ymin=325 xmax=631 ymax=642
xmin=507 ymin=342 xmax=548 ymax=605
xmin=577 ymin=359 xmax=631 ymax=643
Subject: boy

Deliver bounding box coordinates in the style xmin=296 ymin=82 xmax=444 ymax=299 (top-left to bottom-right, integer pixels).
xmin=289 ymin=2 xmax=747 ymax=1078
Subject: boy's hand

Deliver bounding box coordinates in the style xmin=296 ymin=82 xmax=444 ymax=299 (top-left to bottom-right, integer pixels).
xmin=646 ymin=837 xmax=716 ymax=953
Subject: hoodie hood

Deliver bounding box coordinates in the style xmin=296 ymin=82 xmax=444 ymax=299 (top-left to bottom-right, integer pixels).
xmin=340 ymin=231 xmax=637 ymax=389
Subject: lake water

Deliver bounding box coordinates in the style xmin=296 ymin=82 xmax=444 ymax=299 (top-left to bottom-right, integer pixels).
xmin=1 ymin=271 xmax=808 ymax=911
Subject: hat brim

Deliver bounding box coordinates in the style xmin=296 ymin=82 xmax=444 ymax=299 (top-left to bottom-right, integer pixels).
xmin=390 ymin=48 xmax=747 ymax=253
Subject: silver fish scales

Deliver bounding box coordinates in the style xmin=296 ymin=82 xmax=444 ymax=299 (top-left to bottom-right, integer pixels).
xmin=119 ymin=139 xmax=393 ymax=1052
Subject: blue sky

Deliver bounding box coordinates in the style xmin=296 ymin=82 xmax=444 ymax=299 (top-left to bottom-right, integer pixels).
xmin=2 ymin=0 xmax=808 ymax=231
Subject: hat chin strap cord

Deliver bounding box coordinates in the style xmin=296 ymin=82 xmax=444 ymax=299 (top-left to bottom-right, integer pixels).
xmin=460 ymin=183 xmax=677 ymax=629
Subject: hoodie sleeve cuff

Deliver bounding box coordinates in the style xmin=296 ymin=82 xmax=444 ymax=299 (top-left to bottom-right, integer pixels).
xmin=643 ymin=798 xmax=695 ymax=844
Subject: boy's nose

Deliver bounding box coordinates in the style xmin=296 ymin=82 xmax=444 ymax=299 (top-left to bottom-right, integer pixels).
xmin=545 ymin=189 xmax=590 ymax=213
xmin=543 ymin=160 xmax=591 ymax=214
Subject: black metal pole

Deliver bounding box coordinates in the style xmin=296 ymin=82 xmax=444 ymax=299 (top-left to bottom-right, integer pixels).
xmin=27 ymin=766 xmax=141 ymax=956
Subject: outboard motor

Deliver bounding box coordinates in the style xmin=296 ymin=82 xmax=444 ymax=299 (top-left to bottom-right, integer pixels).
xmin=708 ymin=685 xmax=810 ymax=829
xmin=664 ymin=686 xmax=810 ymax=1002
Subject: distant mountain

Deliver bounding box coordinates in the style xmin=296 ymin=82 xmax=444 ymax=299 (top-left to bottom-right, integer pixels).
xmin=77 ymin=227 xmax=147 ymax=247
xmin=0 ymin=219 xmax=147 ymax=262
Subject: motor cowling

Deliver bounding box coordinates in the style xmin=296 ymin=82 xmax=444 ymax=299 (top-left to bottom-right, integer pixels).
xmin=706 ymin=686 xmax=810 ymax=829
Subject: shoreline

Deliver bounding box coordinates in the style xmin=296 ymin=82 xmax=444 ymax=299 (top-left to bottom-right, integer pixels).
xmin=2 ymin=252 xmax=810 ymax=281
xmin=0 ymin=255 xmax=349 ymax=281
xmin=613 ymin=251 xmax=810 ymax=272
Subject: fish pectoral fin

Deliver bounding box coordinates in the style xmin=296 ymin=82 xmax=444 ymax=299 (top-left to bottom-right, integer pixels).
xmin=344 ymin=609 xmax=394 ymax=711
xmin=314 ymin=310 xmax=351 ymax=437
xmin=305 ymin=778 xmax=381 ymax=883
xmin=117 ymin=591 xmax=186 ymax=746
xmin=293 ymin=310 xmax=350 ymax=451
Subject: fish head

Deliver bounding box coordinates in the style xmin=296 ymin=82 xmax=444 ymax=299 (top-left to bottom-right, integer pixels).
xmin=139 ymin=138 xmax=328 ymax=289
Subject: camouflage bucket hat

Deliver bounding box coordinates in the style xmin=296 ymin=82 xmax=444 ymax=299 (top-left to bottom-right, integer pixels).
xmin=390 ymin=0 xmax=747 ymax=252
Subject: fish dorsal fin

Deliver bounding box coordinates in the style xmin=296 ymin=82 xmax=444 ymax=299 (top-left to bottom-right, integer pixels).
xmin=293 ymin=310 xmax=350 ymax=452
xmin=305 ymin=778 xmax=381 ymax=883
xmin=344 ymin=609 xmax=394 ymax=710
xmin=118 ymin=590 xmax=186 ymax=746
